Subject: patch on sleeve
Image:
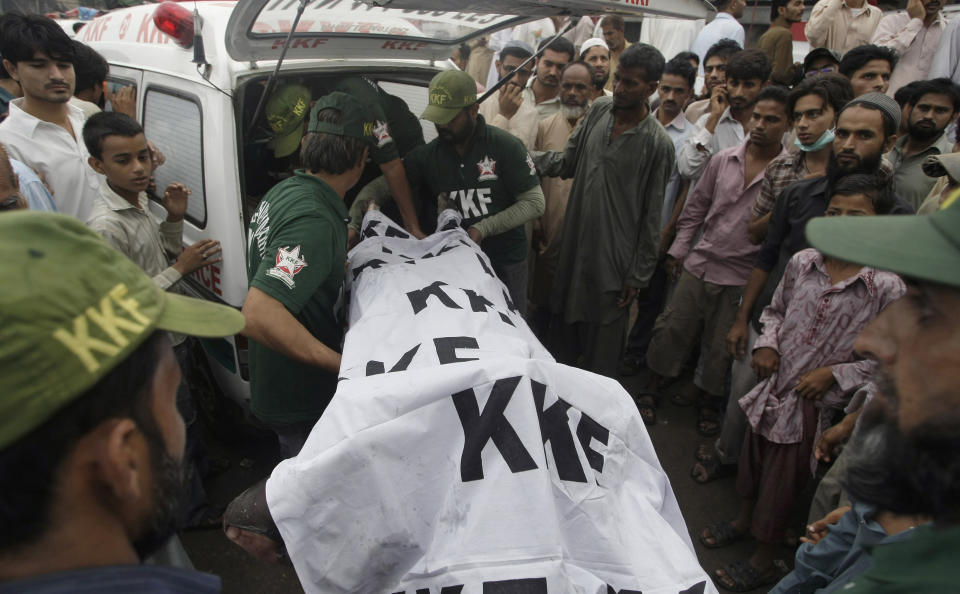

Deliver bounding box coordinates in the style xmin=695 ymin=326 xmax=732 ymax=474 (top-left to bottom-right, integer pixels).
xmin=373 ymin=120 xmax=394 ymax=148
xmin=526 ymin=153 xmax=537 ymax=176
xmin=267 ymin=245 xmax=308 ymax=289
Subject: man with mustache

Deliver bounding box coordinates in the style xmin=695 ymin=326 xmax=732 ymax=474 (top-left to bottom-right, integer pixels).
xmin=801 ymin=180 xmax=960 ymax=593
xmin=0 ymin=14 xmax=101 ymax=221
xmin=678 ymin=49 xmax=771 ymax=183
xmin=522 ymin=36 xmax=574 ymax=120
xmin=884 ymin=77 xmax=960 ymax=209
xmin=529 ymin=61 xmax=595 ymax=336
xmin=478 ymin=40 xmax=539 ymax=149
xmin=532 ymin=44 xmax=674 ymax=379
xmin=685 ymin=39 xmax=742 ymax=126
xmin=579 ymin=38 xmax=612 ymax=100
xmin=0 ymin=212 xmax=245 ymax=591
xmin=872 ymin=0 xmax=948 ymax=96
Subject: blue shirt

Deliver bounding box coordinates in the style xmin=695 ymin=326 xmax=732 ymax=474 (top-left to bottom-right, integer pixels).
xmin=9 ymin=158 xmax=56 ymax=212
xmin=0 ymin=565 xmax=220 ymax=593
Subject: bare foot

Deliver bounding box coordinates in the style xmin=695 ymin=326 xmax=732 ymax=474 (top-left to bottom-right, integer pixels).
xmin=223 ymin=523 xmax=285 ymax=563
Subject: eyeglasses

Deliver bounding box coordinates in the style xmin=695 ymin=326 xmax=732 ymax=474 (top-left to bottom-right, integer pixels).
xmin=805 ymin=66 xmax=838 ymax=78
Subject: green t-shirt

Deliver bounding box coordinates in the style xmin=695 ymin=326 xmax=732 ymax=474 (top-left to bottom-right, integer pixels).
xmin=332 ymin=77 xmax=424 ymax=163
xmin=246 ymin=171 xmax=347 ymax=424
xmin=403 ymin=116 xmax=540 ymax=266
xmin=842 ymin=524 xmax=960 ymax=593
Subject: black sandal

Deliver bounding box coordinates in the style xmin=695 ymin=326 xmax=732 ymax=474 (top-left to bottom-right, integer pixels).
xmin=691 ymin=458 xmax=735 ymax=484
xmin=699 ymin=520 xmax=750 ymax=549
xmin=633 ymin=391 xmax=660 ymax=426
xmin=697 ymin=398 xmax=724 ymax=437
xmin=714 ymin=560 xmax=785 ymax=592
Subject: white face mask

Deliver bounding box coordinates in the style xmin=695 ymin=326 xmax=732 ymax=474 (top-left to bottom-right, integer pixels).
xmin=794 ymin=128 xmax=836 ymax=152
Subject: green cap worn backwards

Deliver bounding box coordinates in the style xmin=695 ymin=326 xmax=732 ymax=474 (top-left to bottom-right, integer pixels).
xmin=266 ymin=83 xmax=311 ymax=158
xmin=421 ymin=69 xmax=477 ymax=125
xmin=308 ymin=91 xmax=376 ymax=143
xmin=806 ymin=191 xmax=960 ymax=289
xmin=0 ymin=212 xmax=246 ymax=450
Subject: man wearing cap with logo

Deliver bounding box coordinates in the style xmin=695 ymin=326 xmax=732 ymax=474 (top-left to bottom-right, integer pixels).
xmin=377 ymin=69 xmax=544 ymax=316
xmin=0 ymin=211 xmax=244 ymax=591
xmin=243 ymin=92 xmax=373 ymax=457
xmin=801 ymin=191 xmax=960 ymax=593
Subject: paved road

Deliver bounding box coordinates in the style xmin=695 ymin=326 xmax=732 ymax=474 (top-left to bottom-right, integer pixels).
xmin=182 ymin=370 xmax=797 ymax=593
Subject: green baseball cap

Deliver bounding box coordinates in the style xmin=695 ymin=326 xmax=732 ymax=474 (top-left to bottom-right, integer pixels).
xmin=0 ymin=212 xmax=246 ymax=450
xmin=806 ymin=192 xmax=960 ymax=289
xmin=421 ymin=70 xmax=477 ymax=125
xmin=307 ymin=91 xmax=375 ymax=143
xmin=266 ymin=83 xmax=311 ymax=158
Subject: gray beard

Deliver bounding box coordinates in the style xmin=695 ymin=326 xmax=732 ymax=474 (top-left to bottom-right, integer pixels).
xmin=561 ymin=103 xmax=587 ymax=120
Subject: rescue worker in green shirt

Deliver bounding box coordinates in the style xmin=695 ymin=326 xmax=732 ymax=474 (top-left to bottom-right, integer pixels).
xmin=352 ymin=69 xmax=545 ymax=316
xmin=242 ymin=92 xmax=373 ymax=458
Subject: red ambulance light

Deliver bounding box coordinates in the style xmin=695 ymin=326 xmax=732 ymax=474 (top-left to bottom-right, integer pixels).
xmin=153 ymin=2 xmax=194 ymax=49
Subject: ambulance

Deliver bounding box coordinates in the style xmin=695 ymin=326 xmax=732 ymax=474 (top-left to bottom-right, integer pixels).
xmin=80 ymin=0 xmax=714 ymax=435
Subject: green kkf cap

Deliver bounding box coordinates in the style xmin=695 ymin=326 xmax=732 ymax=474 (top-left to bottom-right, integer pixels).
xmin=421 ymin=69 xmax=477 ymax=125
xmin=806 ymin=192 xmax=960 ymax=289
xmin=0 ymin=212 xmax=246 ymax=451
xmin=307 ymin=91 xmax=376 ymax=143
xmin=266 ymin=83 xmax=311 ymax=158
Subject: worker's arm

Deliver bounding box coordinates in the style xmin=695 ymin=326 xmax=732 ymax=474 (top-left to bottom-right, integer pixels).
xmin=470 ymin=185 xmax=545 ymax=241
xmin=380 ymin=157 xmax=426 ymax=239
xmin=242 ymin=286 xmax=341 ymax=373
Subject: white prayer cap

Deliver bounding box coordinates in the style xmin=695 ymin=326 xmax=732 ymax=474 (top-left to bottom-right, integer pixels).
xmin=579 ymin=37 xmax=609 ymax=57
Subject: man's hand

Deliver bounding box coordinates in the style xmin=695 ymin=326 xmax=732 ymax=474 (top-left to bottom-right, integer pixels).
xmin=815 ymin=419 xmax=853 ymax=463
xmin=467 ymin=226 xmax=483 ymax=244
xmin=617 ymin=285 xmax=638 ymax=308
xmin=406 ymin=222 xmax=427 ymax=240
xmin=796 ymin=366 xmax=836 ymax=400
xmin=107 ymin=85 xmax=137 ymax=119
xmin=800 ymin=506 xmax=851 ymax=546
xmin=752 ymin=346 xmax=780 ymax=380
xmin=664 ymin=255 xmax=683 ymax=280
xmin=162 ymin=182 xmax=190 ymax=222
xmin=658 ymin=226 xmax=675 ymax=259
xmin=726 ymin=318 xmax=750 ymax=358
xmin=174 ymin=239 xmax=221 ymax=276
xmin=148 ymin=141 xmax=166 ymax=170
xmin=497 ymin=83 xmax=524 ymax=120
xmin=709 ymin=84 xmax=728 ymax=119
xmin=907 ymin=0 xmax=925 ymax=20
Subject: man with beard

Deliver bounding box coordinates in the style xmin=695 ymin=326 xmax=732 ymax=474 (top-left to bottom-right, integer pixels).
xmin=580 ymin=38 xmax=612 ymax=100
xmin=532 ymin=44 xmax=674 ymax=378
xmin=478 ymin=40 xmax=539 ymax=149
xmin=529 ymin=61 xmax=594 ymax=336
xmin=399 ymin=70 xmax=545 ymax=315
xmin=872 ymin=0 xmax=948 ymax=96
xmin=685 ymin=39 xmax=742 ymax=125
xmin=678 ymin=49 xmax=771 ymax=182
xmin=0 ymin=212 xmax=245 ymax=591
xmin=621 ymin=57 xmax=698 ymax=375
xmin=523 ymin=36 xmax=574 ymax=120
xmin=801 ymin=181 xmax=960 ymax=593
xmin=885 ymin=77 xmax=960 ymax=209
xmin=716 ymin=93 xmax=914 ymax=485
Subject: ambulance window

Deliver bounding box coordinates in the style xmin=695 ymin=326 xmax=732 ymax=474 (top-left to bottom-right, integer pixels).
xmin=142 ymin=89 xmax=207 ymax=227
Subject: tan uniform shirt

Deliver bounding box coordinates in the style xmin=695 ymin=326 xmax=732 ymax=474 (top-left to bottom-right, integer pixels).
xmin=805 ymin=0 xmax=883 ymax=55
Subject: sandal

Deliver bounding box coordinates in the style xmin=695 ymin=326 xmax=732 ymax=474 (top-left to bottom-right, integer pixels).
xmin=695 ymin=442 xmax=715 ymax=464
xmin=223 ymin=479 xmax=287 ymax=562
xmin=714 ymin=560 xmax=785 ymax=592
xmin=633 ymin=391 xmax=659 ymax=426
xmin=690 ymin=458 xmax=735 ymax=484
xmin=699 ymin=520 xmax=749 ymax=549
xmin=669 ymin=381 xmax=699 ymax=407
xmin=697 ymin=403 xmax=723 ymax=437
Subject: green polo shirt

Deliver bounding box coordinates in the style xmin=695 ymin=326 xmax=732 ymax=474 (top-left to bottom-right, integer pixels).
xmin=246 ymin=171 xmax=347 ymax=424
xmin=843 ymin=524 xmax=960 ymax=593
xmin=332 ymin=77 xmax=424 ymax=163
xmin=403 ymin=115 xmax=540 ymax=266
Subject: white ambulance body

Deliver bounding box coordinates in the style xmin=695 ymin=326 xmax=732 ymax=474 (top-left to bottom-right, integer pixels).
xmin=81 ymin=0 xmax=714 ymax=431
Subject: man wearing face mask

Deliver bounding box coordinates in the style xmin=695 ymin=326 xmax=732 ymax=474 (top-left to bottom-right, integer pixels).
xmin=0 ymin=212 xmax=245 ymax=591
xmin=747 ymin=74 xmax=854 ymax=245
xmin=885 ymin=77 xmax=960 ymax=209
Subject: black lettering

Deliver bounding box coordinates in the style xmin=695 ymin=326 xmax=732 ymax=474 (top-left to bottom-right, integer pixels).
xmin=435 ymin=243 xmax=458 ymax=256
xmin=502 ymin=289 xmax=518 ymax=313
xmin=452 ymin=376 xmax=538 ymax=482
xmin=361 ymin=219 xmax=381 ymax=239
xmin=440 ymin=217 xmax=460 ymax=231
xmin=463 ymin=289 xmax=494 ymax=313
xmin=386 ymin=226 xmax=410 ymax=239
xmin=407 ymin=281 xmax=462 ymax=314
xmin=577 ymin=411 xmax=609 ymax=474
xmin=483 ymin=578 xmax=548 ymax=593
xmin=499 ymin=312 xmax=515 ymax=326
xmin=434 ymin=336 xmax=479 ymax=364
xmin=531 ymin=381 xmax=587 ymax=483
xmin=381 ymin=245 xmax=393 ymax=254
xmin=678 ymin=582 xmax=707 ymax=594
xmin=365 ymin=343 xmax=420 ymax=376
xmin=414 ymin=588 xmax=463 ymax=594
xmin=352 ymin=259 xmax=386 ymax=280
xmin=606 ymin=586 xmax=642 ymax=594
xmin=476 ymin=253 xmax=495 ymax=278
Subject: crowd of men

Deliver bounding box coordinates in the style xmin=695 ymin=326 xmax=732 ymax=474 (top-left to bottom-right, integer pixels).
xmin=0 ymin=0 xmax=959 ymax=592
